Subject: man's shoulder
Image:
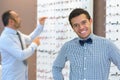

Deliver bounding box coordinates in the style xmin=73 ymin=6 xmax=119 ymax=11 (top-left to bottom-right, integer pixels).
xmin=93 ymin=34 xmax=112 ymax=44
xmin=93 ymin=34 xmax=107 ymax=40
xmin=64 ymin=37 xmax=79 ymax=46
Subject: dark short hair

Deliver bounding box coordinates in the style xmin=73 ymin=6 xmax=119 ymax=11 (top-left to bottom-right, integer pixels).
xmin=68 ymin=8 xmax=91 ymax=26
xmin=2 ymin=10 xmax=12 ymax=26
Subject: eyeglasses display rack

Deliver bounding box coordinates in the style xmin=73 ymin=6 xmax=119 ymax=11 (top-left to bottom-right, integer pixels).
xmin=106 ymin=0 xmax=120 ymax=80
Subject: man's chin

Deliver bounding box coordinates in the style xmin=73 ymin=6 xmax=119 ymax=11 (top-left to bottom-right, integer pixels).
xmin=78 ymin=34 xmax=90 ymax=39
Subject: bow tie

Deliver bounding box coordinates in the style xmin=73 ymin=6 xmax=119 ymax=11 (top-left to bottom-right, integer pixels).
xmin=79 ymin=38 xmax=92 ymax=46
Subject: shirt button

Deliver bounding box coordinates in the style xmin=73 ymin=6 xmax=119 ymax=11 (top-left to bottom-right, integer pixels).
xmin=84 ymin=57 xmax=86 ymax=60
xmin=84 ymin=68 xmax=86 ymax=70
xmin=84 ymin=47 xmax=87 ymax=50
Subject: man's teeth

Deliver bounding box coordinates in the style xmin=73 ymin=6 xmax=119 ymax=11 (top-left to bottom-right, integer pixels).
xmin=81 ymin=31 xmax=86 ymax=34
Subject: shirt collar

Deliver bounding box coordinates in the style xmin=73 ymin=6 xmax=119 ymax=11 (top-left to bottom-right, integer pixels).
xmin=4 ymin=27 xmax=17 ymax=35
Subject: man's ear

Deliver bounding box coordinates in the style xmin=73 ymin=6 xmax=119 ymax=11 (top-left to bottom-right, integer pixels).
xmin=8 ymin=18 xmax=14 ymax=26
xmin=9 ymin=18 xmax=14 ymax=23
xmin=90 ymin=18 xmax=92 ymax=23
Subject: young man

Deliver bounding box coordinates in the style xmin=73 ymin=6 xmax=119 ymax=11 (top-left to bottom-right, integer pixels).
xmin=52 ymin=8 xmax=120 ymax=80
xmin=0 ymin=10 xmax=46 ymax=80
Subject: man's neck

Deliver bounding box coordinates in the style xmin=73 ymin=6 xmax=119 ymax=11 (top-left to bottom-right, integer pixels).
xmin=6 ymin=25 xmax=17 ymax=30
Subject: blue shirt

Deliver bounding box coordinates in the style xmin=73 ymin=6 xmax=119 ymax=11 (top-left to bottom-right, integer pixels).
xmin=52 ymin=34 xmax=120 ymax=80
xmin=0 ymin=24 xmax=43 ymax=80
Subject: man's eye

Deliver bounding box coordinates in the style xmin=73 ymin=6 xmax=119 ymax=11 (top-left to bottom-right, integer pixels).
xmin=73 ymin=24 xmax=79 ymax=28
xmin=81 ymin=21 xmax=87 ymax=25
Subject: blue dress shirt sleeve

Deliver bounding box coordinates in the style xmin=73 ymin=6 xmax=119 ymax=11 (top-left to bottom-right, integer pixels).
xmin=52 ymin=43 xmax=68 ymax=80
xmin=107 ymin=40 xmax=120 ymax=70
xmin=0 ymin=34 xmax=37 ymax=61
xmin=21 ymin=24 xmax=44 ymax=45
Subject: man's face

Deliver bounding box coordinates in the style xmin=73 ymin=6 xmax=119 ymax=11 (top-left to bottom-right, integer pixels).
xmin=9 ymin=11 xmax=21 ymax=29
xmin=71 ymin=14 xmax=92 ymax=39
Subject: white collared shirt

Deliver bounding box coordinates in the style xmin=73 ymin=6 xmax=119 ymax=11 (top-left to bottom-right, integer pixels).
xmin=0 ymin=24 xmax=43 ymax=80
